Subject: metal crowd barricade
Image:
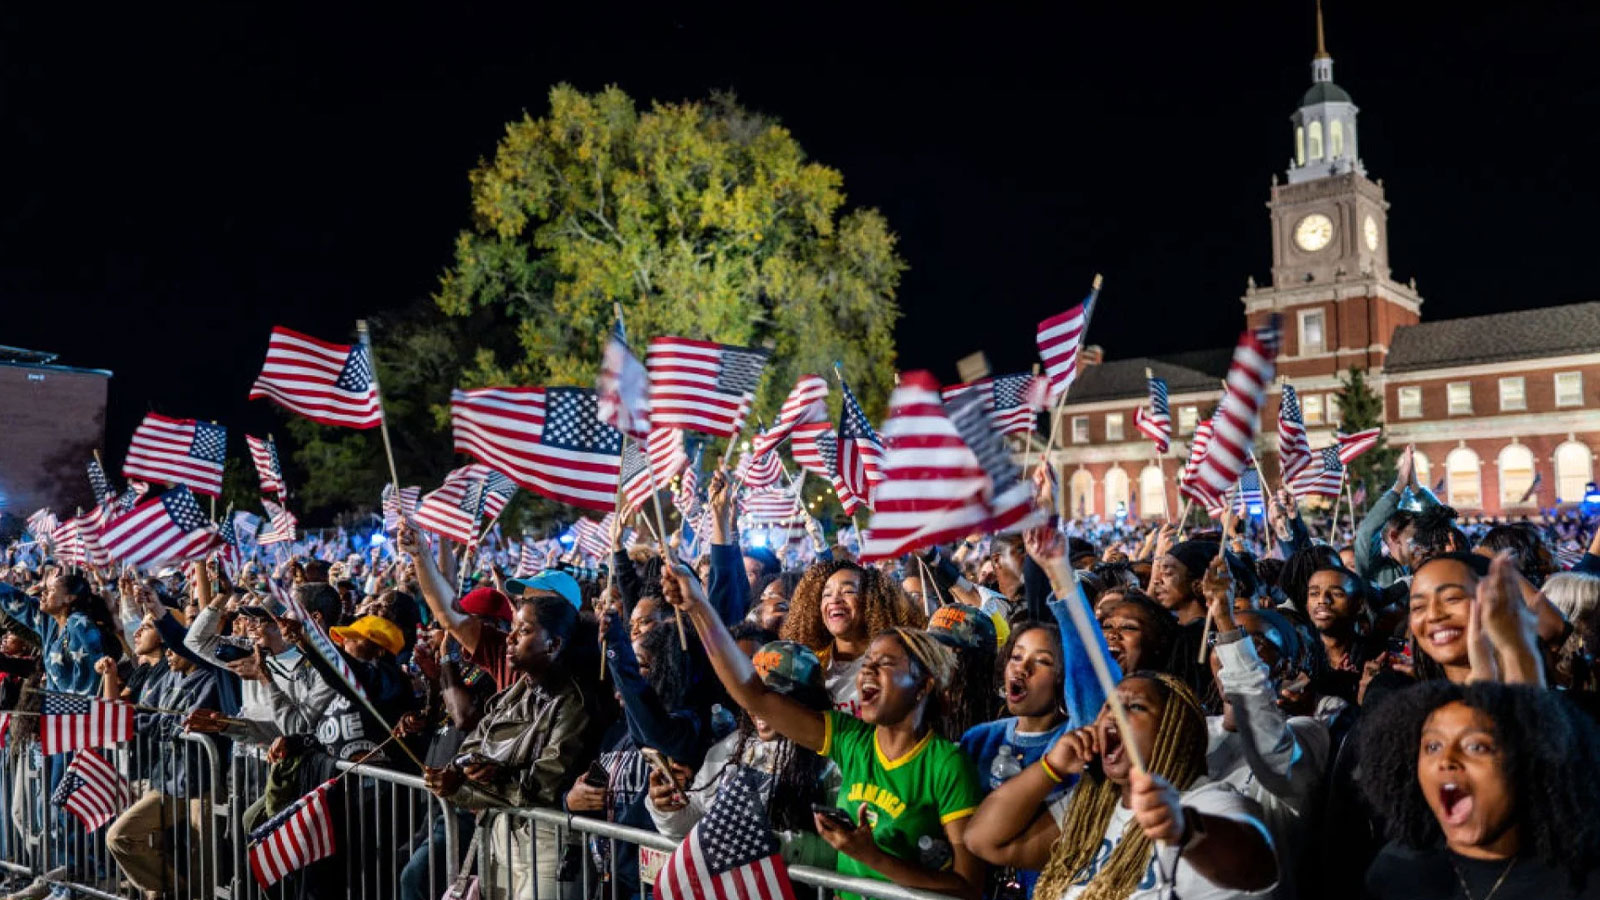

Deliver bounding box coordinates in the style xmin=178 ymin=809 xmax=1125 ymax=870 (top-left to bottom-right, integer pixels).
xmin=486 ymin=807 xmax=954 ymax=900
xmin=1 ymin=726 xmax=944 ymax=900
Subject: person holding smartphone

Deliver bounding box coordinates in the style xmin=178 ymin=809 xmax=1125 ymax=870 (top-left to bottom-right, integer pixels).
xmin=662 ymin=560 xmax=985 ymax=900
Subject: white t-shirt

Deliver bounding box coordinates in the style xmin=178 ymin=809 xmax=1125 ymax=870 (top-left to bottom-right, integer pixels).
xmin=1046 ymin=779 xmax=1275 ymax=900
xmin=824 ymin=651 xmax=864 ymax=717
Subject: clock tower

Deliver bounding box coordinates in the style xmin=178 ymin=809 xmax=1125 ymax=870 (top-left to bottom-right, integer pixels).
xmin=1243 ymin=2 xmax=1423 ymax=379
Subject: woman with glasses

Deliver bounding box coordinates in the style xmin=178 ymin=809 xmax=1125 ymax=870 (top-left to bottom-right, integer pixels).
xmin=663 ymin=561 xmax=985 ymax=900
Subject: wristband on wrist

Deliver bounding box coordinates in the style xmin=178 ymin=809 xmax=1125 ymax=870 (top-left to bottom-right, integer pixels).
xmin=1038 ymin=758 xmax=1063 ymax=784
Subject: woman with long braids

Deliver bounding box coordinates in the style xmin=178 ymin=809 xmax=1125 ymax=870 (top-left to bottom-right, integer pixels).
xmin=780 ymin=559 xmax=926 ymax=716
xmin=965 ymin=673 xmax=1277 ymax=900
xmin=645 ymin=640 xmax=840 ymax=868
xmin=663 ymin=561 xmax=985 ymax=900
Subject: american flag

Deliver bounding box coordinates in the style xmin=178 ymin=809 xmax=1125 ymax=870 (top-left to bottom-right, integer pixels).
xmin=513 ymin=537 xmax=555 ymax=578
xmin=268 ymin=579 xmax=368 ymax=702
xmin=450 ymin=386 xmax=623 ymax=512
xmin=247 ymin=434 xmax=287 ymax=497
xmin=646 ymin=337 xmax=770 ymax=438
xmin=1193 ymin=318 xmax=1280 ymax=498
xmin=657 ymin=765 xmax=796 ymax=900
xmin=1133 ymin=374 xmax=1172 ymax=454
xmin=413 ymin=465 xmax=517 ymax=545
xmin=859 ymin=372 xmax=1037 ymax=562
xmin=596 ymin=318 xmax=652 ymax=441
xmin=248 ymin=326 xmax=383 ymax=429
xmin=99 ymin=487 xmax=221 ymax=567
xmin=1557 ymin=541 xmax=1585 ymax=571
xmin=1278 ymin=384 xmax=1313 ymax=485
xmin=1232 ymin=468 xmax=1265 ymax=515
xmin=1036 ymin=277 xmax=1101 ymax=401
xmin=1179 ymin=419 xmax=1221 ymax=508
xmin=52 ymin=507 xmax=111 ymax=569
xmin=673 ymin=446 xmax=702 ymax=519
xmin=26 ymin=509 xmax=59 ymax=544
xmin=1335 ymin=428 xmax=1382 ymax=466
xmin=568 ymin=516 xmax=611 ymax=562
xmin=751 ymin=375 xmax=829 ymax=458
xmin=50 ymin=749 xmax=129 ymax=832
xmin=248 ymin=780 xmax=337 ymax=888
xmin=232 ymin=510 xmax=261 ymax=547
xmin=620 ymin=429 xmax=689 ymax=516
xmin=112 ymin=486 xmax=143 ymax=516
xmin=944 ymin=375 xmax=1048 ymax=438
xmin=86 ymin=460 xmax=115 ymax=506
xmin=734 ymin=444 xmax=784 ymax=490
xmin=259 ymin=498 xmax=298 ymax=545
xmin=741 ymin=487 xmax=804 ymax=525
xmin=1295 ymin=447 xmax=1345 ymax=500
xmin=121 ymin=413 xmax=227 ymax=498
xmin=791 ymin=422 xmax=861 ymax=513
xmin=39 ymin=694 xmax=135 ymax=755
xmin=836 ymin=378 xmax=885 ymax=512
xmin=381 ymin=484 xmax=420 ymax=532
xmin=217 ymin=512 xmax=244 ymax=577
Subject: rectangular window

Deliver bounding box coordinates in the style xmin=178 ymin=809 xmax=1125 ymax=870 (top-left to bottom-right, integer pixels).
xmin=1556 ymin=372 xmax=1584 ymax=407
xmin=1303 ymin=394 xmax=1325 ymax=426
xmin=1178 ymin=406 xmax=1198 ymax=435
xmin=1325 ymin=393 xmax=1342 ymax=426
xmin=1397 ymin=386 xmax=1422 ymax=419
xmin=1071 ymin=416 xmax=1090 ymax=444
xmin=1300 ymin=309 xmax=1326 ymax=354
xmin=1498 ymin=377 xmax=1526 ymax=411
xmin=1448 ymin=382 xmax=1473 ymax=415
xmin=1105 ymin=413 xmax=1124 ymax=442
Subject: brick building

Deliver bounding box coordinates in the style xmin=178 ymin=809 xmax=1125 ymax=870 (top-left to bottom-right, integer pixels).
xmin=0 ymin=346 xmax=112 ymax=522
xmin=1044 ymin=15 xmax=1600 ymax=518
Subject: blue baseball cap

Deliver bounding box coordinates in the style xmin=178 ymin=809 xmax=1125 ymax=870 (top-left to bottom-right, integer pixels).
xmin=506 ymin=570 xmax=582 ymax=609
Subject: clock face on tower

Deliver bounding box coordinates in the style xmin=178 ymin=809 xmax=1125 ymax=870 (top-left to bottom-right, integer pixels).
xmin=1294 ymin=213 xmax=1334 ymax=252
xmin=1364 ymin=214 xmax=1379 ymax=251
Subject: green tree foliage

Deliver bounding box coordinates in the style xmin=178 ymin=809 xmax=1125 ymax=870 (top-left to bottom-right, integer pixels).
xmin=1335 ymin=367 xmax=1397 ymax=509
xmin=434 ymin=85 xmax=906 ymax=420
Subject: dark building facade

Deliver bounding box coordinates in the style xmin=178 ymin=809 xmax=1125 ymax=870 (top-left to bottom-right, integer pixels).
xmin=0 ymin=347 xmax=112 ymax=521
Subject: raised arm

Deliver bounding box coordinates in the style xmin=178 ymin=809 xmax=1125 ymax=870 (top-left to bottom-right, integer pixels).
xmin=967 ymin=727 xmax=1096 ymax=868
xmin=398 ymin=524 xmax=482 ymax=654
xmin=703 ymin=471 xmax=751 ymax=623
xmin=662 ymin=560 xmax=824 ymax=751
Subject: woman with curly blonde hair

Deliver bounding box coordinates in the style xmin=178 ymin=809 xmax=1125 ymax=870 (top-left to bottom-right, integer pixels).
xmin=780 ymin=560 xmax=925 ymax=715
xmin=966 ymin=672 xmax=1278 ymax=900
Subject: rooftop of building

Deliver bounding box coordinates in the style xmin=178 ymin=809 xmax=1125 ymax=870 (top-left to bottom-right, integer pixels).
xmin=0 ymin=345 xmax=112 ymax=377
xmin=1385 ymin=300 xmax=1600 ymax=373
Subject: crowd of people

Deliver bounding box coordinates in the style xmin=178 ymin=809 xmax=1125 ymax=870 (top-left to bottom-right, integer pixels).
xmin=3 ymin=443 xmax=1600 ymax=900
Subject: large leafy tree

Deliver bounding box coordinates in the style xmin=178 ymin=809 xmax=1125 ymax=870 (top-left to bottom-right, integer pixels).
xmin=1335 ymin=366 xmax=1397 ymax=511
xmin=434 ymin=86 xmax=905 ymax=420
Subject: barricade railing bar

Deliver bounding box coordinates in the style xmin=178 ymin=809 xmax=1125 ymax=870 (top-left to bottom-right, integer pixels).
xmin=0 ymin=732 xmax=948 ymax=900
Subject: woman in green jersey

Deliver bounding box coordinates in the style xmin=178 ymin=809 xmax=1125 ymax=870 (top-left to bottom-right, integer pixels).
xmin=664 ymin=560 xmax=986 ymax=900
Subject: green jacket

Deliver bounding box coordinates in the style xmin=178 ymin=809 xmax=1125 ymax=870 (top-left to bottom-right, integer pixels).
xmin=1354 ymin=487 xmax=1440 ymax=588
xmin=450 ymin=672 xmax=589 ymax=810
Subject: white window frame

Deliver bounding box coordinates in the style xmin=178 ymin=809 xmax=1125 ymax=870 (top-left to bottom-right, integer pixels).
xmin=1447 ymin=382 xmax=1473 ymax=416
xmin=1498 ymin=377 xmax=1526 ymax=412
xmin=1325 ymin=393 xmax=1342 ymax=426
xmin=1105 ymin=412 xmax=1124 ymax=442
xmin=1397 ymin=386 xmax=1422 ymax=419
xmin=1556 ymin=371 xmax=1584 ymax=407
xmin=1178 ymin=406 xmax=1198 ymax=435
xmin=1298 ymin=308 xmax=1326 ymax=355
xmin=1303 ymin=394 xmax=1325 ymax=426
xmin=1071 ymin=415 xmax=1091 ymax=444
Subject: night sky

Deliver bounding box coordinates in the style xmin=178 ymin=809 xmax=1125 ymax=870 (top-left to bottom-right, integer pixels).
xmin=3 ymin=3 xmax=1596 ymax=462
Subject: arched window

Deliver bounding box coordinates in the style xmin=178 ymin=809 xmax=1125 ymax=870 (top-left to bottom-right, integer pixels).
xmin=1104 ymin=467 xmax=1130 ymax=519
xmin=1070 ymin=469 xmax=1095 ymax=519
xmin=1446 ymin=447 xmax=1481 ymax=509
xmin=1330 ymin=119 xmax=1344 ymax=158
xmin=1498 ymin=444 xmax=1536 ymax=506
xmin=1308 ymin=121 xmax=1324 ymax=160
xmin=1413 ymin=450 xmax=1432 ymax=496
xmin=1140 ymin=465 xmax=1168 ymax=519
xmin=1296 ymin=125 xmax=1306 ymax=166
xmin=1555 ymin=441 xmax=1595 ymax=503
